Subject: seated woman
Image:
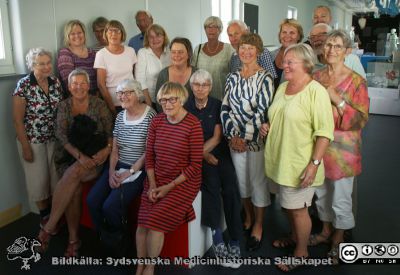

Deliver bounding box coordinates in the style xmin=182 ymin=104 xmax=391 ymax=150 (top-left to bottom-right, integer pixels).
xmin=185 ymin=69 xmax=242 ymax=268
xmin=38 ymin=69 xmax=113 ymax=257
xmin=57 ymin=20 xmax=97 ymax=95
xmin=87 ymin=79 xmax=156 ymax=233
xmin=135 ymin=82 xmax=203 ymax=275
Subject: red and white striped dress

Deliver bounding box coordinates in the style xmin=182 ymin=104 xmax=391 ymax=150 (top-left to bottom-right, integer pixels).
xmin=138 ymin=112 xmax=203 ymax=233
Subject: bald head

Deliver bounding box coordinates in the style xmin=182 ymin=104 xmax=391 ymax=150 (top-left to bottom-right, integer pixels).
xmin=313 ymin=6 xmax=332 ymax=25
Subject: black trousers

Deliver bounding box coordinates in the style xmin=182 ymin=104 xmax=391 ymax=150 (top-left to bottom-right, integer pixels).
xmin=201 ymin=156 xmax=242 ymax=240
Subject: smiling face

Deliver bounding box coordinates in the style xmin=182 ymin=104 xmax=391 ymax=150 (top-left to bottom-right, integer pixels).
xmin=68 ymin=74 xmax=89 ymax=101
xmin=313 ymin=7 xmax=332 ymax=25
xmin=170 ymin=42 xmax=189 ymax=67
xmin=148 ymin=30 xmax=164 ymax=51
xmin=280 ymin=24 xmax=300 ymax=49
xmin=159 ymin=94 xmax=182 ymax=117
xmin=323 ymin=36 xmax=348 ymax=65
xmin=309 ymin=25 xmax=329 ymax=55
xmin=227 ymin=23 xmax=244 ymax=49
xmin=117 ymin=90 xmax=139 ymax=110
xmin=33 ymin=54 xmax=53 ymax=79
xmin=238 ymin=43 xmax=258 ymax=65
xmin=106 ymin=27 xmax=122 ymax=46
xmin=282 ymin=50 xmax=307 ymax=81
xmin=68 ymin=25 xmax=85 ymax=47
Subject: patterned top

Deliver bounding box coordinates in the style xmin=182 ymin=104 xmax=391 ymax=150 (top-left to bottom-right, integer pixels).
xmin=230 ymin=48 xmax=277 ymax=79
xmin=138 ymin=112 xmax=203 ymax=233
xmin=57 ymin=48 xmax=97 ymax=93
xmin=192 ymin=43 xmax=235 ymax=100
xmin=313 ymin=70 xmax=369 ymax=180
xmin=221 ymin=70 xmax=274 ymax=151
xmin=265 ymin=81 xmax=334 ymax=187
xmin=54 ymin=96 xmax=113 ymax=175
xmin=113 ymin=106 xmax=156 ymax=165
xmin=13 ymin=73 xmax=64 ymax=144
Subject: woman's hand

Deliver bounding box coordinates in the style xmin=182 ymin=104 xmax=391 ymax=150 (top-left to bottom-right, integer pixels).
xmin=78 ymin=154 xmax=97 ymax=170
xmin=229 ymin=136 xmax=246 ymax=152
xmin=92 ymin=147 xmax=110 ymax=166
xmin=299 ymin=163 xmax=319 ymax=188
xmin=204 ymin=152 xmax=219 ymax=166
xmin=259 ymin=123 xmax=270 ymax=138
xmin=21 ymin=144 xmax=33 ymax=162
xmin=147 ymin=182 xmax=158 ymax=203
xmin=108 ymin=169 xmax=120 ymax=189
xmin=152 ymin=184 xmax=174 ymax=200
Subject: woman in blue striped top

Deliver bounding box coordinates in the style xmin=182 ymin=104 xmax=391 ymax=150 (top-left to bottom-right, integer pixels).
xmin=87 ymin=79 xmax=156 ymax=233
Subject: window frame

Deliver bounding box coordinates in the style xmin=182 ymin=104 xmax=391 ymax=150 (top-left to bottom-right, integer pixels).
xmin=287 ymin=5 xmax=298 ymax=20
xmin=0 ymin=0 xmax=15 ymax=75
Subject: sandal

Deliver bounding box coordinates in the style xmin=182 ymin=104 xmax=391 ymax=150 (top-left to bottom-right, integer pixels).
xmin=308 ymin=233 xmax=331 ymax=246
xmin=327 ymin=244 xmax=339 ymax=265
xmin=272 ymin=236 xmax=296 ymax=249
xmin=64 ymin=240 xmax=81 ymax=258
xmin=276 ymin=256 xmax=308 ymax=272
xmin=37 ymin=228 xmax=53 ymax=253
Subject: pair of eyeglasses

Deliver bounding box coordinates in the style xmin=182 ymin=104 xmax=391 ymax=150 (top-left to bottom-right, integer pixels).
xmin=107 ymin=28 xmax=121 ymax=34
xmin=34 ymin=62 xmax=52 ymax=68
xmin=159 ymin=97 xmax=178 ymax=105
xmin=308 ymin=32 xmax=328 ymax=40
xmin=192 ymin=82 xmax=211 ymax=89
xmin=71 ymin=82 xmax=88 ymax=87
xmin=324 ymin=43 xmax=345 ymax=51
xmin=116 ymin=90 xmax=134 ymax=97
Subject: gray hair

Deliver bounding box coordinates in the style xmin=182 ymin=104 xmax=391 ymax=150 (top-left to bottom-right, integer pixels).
xmin=326 ymin=29 xmax=352 ymax=49
xmin=204 ymin=16 xmax=223 ymax=32
xmin=135 ymin=10 xmax=153 ymax=21
xmin=227 ymin=20 xmax=248 ymax=32
xmin=284 ymin=43 xmax=316 ymax=74
xmin=25 ymin=47 xmax=52 ymax=71
xmin=190 ymin=69 xmax=213 ymax=87
xmin=310 ymin=23 xmax=332 ymax=36
xmin=116 ymin=79 xmax=145 ymax=103
xmin=68 ymin=68 xmax=90 ymax=85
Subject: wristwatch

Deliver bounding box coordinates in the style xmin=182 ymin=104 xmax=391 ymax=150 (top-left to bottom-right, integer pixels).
xmin=311 ymin=159 xmax=321 ymax=166
xmin=129 ymin=168 xmax=135 ymax=174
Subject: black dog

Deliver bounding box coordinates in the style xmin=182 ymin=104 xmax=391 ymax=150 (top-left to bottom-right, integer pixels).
xmin=61 ymin=114 xmax=108 ymax=165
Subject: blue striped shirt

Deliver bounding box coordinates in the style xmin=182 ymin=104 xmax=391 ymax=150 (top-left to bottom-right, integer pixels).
xmin=113 ymin=106 xmax=156 ymax=165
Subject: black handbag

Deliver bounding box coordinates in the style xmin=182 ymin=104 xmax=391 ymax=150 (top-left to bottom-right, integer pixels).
xmin=99 ymin=184 xmax=132 ymax=257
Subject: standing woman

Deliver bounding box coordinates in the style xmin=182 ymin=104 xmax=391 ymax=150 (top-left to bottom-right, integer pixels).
xmin=94 ymin=20 xmax=137 ymax=115
xmin=271 ymin=18 xmax=304 ymax=89
xmin=221 ymin=33 xmax=274 ymax=251
xmin=264 ymin=44 xmax=334 ymax=272
xmin=136 ymin=82 xmax=203 ymax=275
xmin=135 ymin=24 xmax=170 ymax=107
xmin=192 ymin=16 xmax=235 ymax=100
xmin=311 ymin=30 xmax=369 ymax=263
xmin=155 ymin=37 xmax=196 ymax=97
xmin=13 ymin=48 xmax=64 ymax=228
xmin=57 ymin=20 xmax=97 ymax=95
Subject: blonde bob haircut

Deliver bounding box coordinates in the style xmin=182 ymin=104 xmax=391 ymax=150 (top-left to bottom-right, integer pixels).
xmin=157 ymin=82 xmax=189 ymax=105
xmin=284 ymin=43 xmax=316 ymax=74
xmin=104 ymin=20 xmax=127 ymax=43
xmin=278 ymin=18 xmax=304 ymax=44
xmin=63 ymin=20 xmax=86 ymax=47
xmin=143 ymin=24 xmax=169 ymax=49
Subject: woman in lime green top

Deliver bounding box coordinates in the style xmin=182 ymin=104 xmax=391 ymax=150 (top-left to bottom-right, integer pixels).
xmin=262 ymin=43 xmax=334 ymax=272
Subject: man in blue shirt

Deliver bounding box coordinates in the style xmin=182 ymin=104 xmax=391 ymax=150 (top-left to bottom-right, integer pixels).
xmin=227 ymin=20 xmax=277 ymax=79
xmin=128 ymin=10 xmax=153 ymax=53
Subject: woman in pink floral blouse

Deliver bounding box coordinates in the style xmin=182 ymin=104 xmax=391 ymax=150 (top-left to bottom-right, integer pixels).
xmin=311 ymin=29 xmax=369 ymax=263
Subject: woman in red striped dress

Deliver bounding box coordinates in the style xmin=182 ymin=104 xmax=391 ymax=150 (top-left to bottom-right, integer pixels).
xmin=136 ymin=82 xmax=203 ymax=275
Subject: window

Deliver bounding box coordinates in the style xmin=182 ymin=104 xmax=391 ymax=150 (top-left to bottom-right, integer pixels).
xmin=287 ymin=6 xmax=297 ymax=20
xmin=0 ymin=0 xmax=15 ymax=75
xmin=212 ymin=0 xmax=233 ymax=43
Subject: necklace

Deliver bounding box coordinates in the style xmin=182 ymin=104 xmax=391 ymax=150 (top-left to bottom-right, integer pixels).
xmin=206 ymin=41 xmax=220 ymax=55
xmin=195 ymin=98 xmax=208 ymax=109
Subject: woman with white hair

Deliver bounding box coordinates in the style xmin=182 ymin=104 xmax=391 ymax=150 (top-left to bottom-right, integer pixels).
xmin=87 ymin=79 xmax=156 ymax=232
xmin=13 ymin=47 xmax=64 ymax=230
xmin=192 ymin=16 xmax=235 ymax=100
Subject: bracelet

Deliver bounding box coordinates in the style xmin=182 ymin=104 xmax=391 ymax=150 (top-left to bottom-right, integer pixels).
xmin=337 ymin=100 xmax=346 ymax=109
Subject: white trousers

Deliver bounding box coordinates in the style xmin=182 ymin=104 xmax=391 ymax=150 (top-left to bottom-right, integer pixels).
xmin=315 ymin=177 xmax=355 ymax=230
xmin=230 ymin=149 xmax=270 ymax=207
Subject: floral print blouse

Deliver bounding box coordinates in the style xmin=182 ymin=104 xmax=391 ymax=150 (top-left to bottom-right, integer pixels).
xmin=13 ymin=73 xmax=64 ymax=144
xmin=313 ymin=70 xmax=369 ymax=180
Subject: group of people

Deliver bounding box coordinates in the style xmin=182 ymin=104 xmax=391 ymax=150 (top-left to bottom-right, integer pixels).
xmin=12 ymin=5 xmax=369 ymax=274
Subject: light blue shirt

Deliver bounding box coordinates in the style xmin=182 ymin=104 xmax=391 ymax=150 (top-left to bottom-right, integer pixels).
xmin=128 ymin=33 xmax=144 ymax=54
